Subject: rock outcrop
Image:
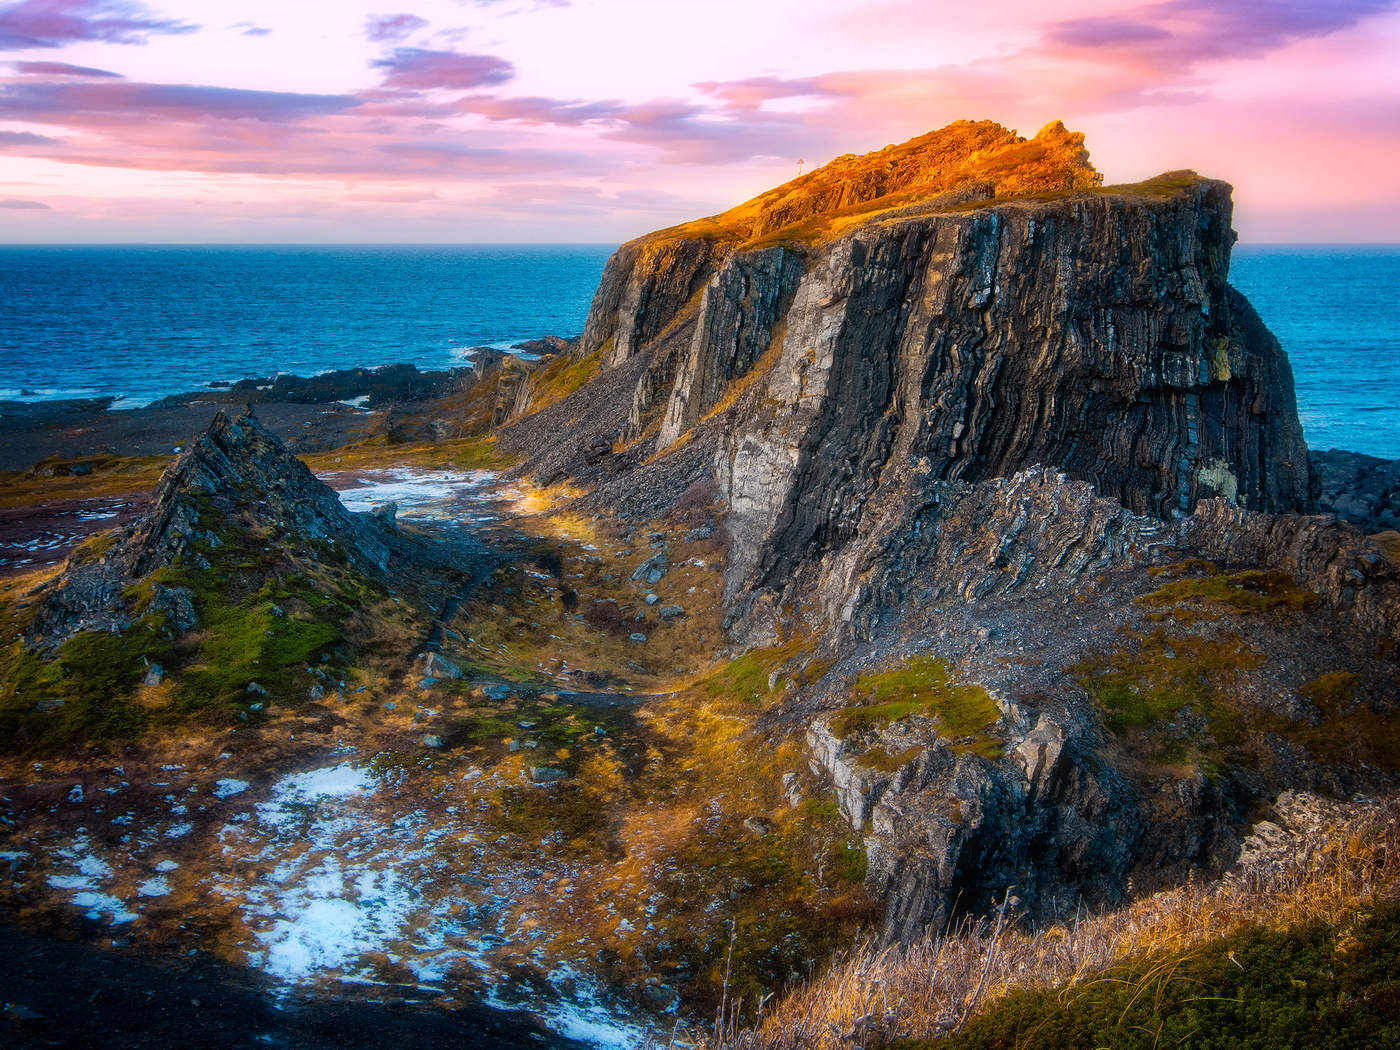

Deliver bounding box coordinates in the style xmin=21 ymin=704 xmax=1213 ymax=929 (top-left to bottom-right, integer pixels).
xmin=26 ymin=410 xmax=392 ymax=649
xmin=560 ymin=123 xmax=1311 ymax=639
xmin=1311 ymin=448 xmax=1400 ymax=534
xmin=495 ymin=120 xmax=1397 ymax=945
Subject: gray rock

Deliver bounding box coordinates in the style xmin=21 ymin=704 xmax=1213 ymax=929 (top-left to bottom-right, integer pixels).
xmin=143 ymin=664 xmax=165 ymax=687
xmin=742 ymin=816 xmax=775 ymax=836
xmin=308 ymin=683 xmax=324 ymax=701
xmin=644 ymin=592 xmax=660 ymax=605
xmin=629 ymin=632 xmax=647 ymax=643
xmin=659 ymin=604 xmax=685 ymax=621
xmin=632 ymin=552 xmax=668 ymax=585
xmin=422 ymin=734 xmax=444 ymax=749
xmin=246 ymin=682 xmax=267 ymax=696
xmin=781 ymin=771 xmax=803 ymax=807
xmin=529 ymin=767 xmax=568 ymax=784
xmin=421 ymin=652 xmax=464 ymax=680
xmin=151 ymin=585 xmax=198 ymax=634
xmin=483 ymin=683 xmax=511 ymax=701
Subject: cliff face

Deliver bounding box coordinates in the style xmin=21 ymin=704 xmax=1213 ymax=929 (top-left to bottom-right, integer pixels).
xmin=572 ymin=125 xmax=1310 ymax=636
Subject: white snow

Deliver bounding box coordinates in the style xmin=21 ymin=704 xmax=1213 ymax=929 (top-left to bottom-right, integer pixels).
xmin=137 ymin=876 xmax=171 ymax=897
xmin=213 ymin=778 xmax=250 ymax=798
xmin=327 ymin=468 xmax=495 ymax=515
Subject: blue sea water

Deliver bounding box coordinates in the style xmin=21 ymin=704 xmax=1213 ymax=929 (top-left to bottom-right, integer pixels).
xmin=0 ymin=244 xmax=612 ymax=408
xmin=0 ymin=243 xmax=1396 ymax=459
xmin=1230 ymin=246 xmax=1400 ymax=460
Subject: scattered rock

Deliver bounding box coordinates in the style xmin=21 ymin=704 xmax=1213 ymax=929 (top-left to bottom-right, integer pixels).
xmin=422 ymin=734 xmax=444 ymax=749
xmin=632 ymin=552 xmax=668 ymax=585
xmin=529 ymin=767 xmax=568 ymax=784
xmin=143 ymin=664 xmax=165 ymax=687
xmin=150 ymin=585 xmax=198 ymax=634
xmin=742 ymin=816 xmax=775 ymax=836
xmin=659 ymin=604 xmax=685 ymax=621
xmin=421 ymin=652 xmax=463 ymax=680
xmin=246 ymin=682 xmax=267 ymax=696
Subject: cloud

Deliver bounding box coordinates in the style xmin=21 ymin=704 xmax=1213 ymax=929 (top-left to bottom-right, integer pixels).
xmin=455 ymin=93 xmax=627 ymax=125
xmin=372 ymin=47 xmax=515 ymax=89
xmin=1045 ymin=0 xmax=1400 ymax=66
xmin=0 ymin=81 xmax=361 ymax=124
xmin=365 ymin=13 xmax=429 ymax=43
xmin=13 ymin=59 xmax=122 ymax=77
xmin=690 ymin=76 xmax=847 ymax=112
xmin=0 ymin=197 xmax=50 ymax=208
xmin=0 ymin=128 xmax=61 ymax=145
xmin=230 ymin=21 xmax=270 ymax=38
xmin=0 ymin=0 xmax=197 ymax=51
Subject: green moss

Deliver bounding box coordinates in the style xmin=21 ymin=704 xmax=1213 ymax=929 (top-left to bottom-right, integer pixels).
xmin=68 ymin=530 xmax=119 ymax=565
xmin=303 ymin=433 xmax=517 ymax=474
xmin=0 ymin=506 xmax=390 ymax=754
xmin=1074 ymin=627 xmax=1263 ymax=764
xmin=699 ymin=639 xmax=817 ymax=705
xmin=857 ymin=745 xmax=922 ymax=772
xmin=0 ymin=629 xmax=164 ymax=751
xmin=832 ymin=656 xmax=1001 ymax=757
xmin=1277 ymin=671 xmax=1400 ymax=773
xmin=652 ymin=806 xmax=875 ymax=1010
xmin=910 ymin=900 xmax=1400 ymax=1050
xmin=523 ymin=349 xmax=604 ymax=413
xmin=1139 ymin=566 xmax=1316 ymax=616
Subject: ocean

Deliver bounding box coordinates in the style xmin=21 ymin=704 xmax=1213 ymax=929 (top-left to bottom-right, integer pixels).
xmin=0 ymin=245 xmax=612 ymax=408
xmin=0 ymin=243 xmax=1395 ymax=459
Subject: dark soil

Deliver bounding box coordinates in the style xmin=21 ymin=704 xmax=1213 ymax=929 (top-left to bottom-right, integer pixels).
xmin=0 ymin=921 xmax=584 ymax=1050
xmin=0 ymin=402 xmax=380 ymax=473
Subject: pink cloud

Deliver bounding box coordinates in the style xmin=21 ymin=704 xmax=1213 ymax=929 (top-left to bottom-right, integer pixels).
xmin=0 ymin=79 xmax=361 ymax=124
xmin=0 ymin=128 xmax=61 ymax=144
xmin=364 ymin=13 xmax=429 ymax=44
xmin=0 ymin=0 xmax=196 ymax=50
xmin=372 ymin=48 xmax=515 ymax=90
xmin=1047 ymin=1 xmax=1398 ymax=64
xmin=13 ymin=59 xmax=122 ymax=76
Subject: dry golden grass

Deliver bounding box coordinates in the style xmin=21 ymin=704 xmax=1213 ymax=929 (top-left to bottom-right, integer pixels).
xmin=0 ymin=456 xmax=169 ymax=507
xmin=649 ymin=120 xmax=1101 ymax=254
xmin=715 ymin=799 xmax=1400 ymax=1049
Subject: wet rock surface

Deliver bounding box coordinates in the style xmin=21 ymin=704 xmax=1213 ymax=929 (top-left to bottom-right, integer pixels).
xmin=1311 ymin=448 xmax=1400 ymax=534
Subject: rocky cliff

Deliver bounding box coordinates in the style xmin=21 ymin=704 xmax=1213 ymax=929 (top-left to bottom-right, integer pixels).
xmin=494 ymin=120 xmax=1396 ymax=945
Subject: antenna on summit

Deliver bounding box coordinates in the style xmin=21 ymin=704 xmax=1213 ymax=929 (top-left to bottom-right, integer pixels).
xmin=797 ymin=158 xmax=805 ymax=177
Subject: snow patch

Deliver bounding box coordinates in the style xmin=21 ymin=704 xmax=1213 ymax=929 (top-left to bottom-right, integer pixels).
xmin=214 ymin=778 xmax=250 ymax=799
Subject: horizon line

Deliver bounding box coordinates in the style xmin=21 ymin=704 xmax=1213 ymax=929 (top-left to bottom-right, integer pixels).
xmin=3 ymin=240 xmax=1400 ymax=249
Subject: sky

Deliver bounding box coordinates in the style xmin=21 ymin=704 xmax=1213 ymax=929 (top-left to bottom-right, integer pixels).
xmin=0 ymin=0 xmax=1397 ymax=243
